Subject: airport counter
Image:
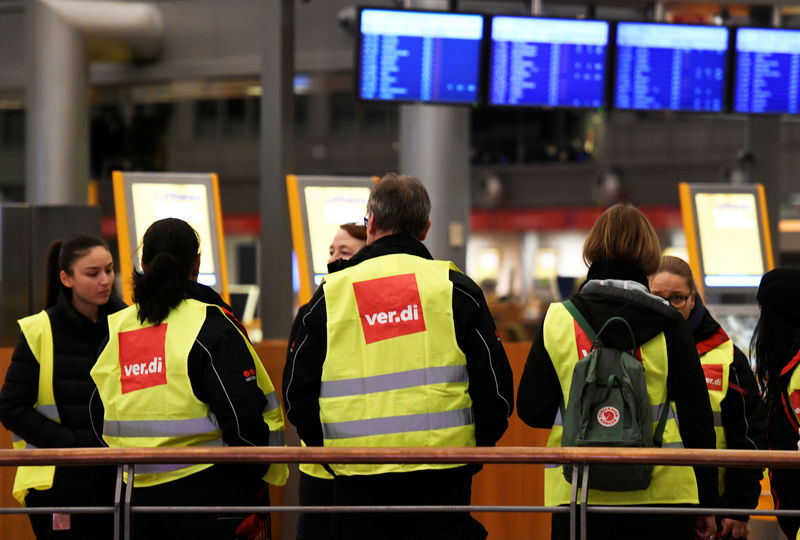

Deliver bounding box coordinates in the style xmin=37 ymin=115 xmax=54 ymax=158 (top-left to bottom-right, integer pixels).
xmin=0 ymin=342 xmax=548 ymax=540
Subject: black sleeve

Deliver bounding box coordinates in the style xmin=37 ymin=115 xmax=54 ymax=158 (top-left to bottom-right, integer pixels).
xmin=517 ymin=315 xmax=561 ymax=429
xmin=769 ymin=410 xmax=800 ymax=539
xmin=719 ymin=347 xmax=767 ymax=517
xmin=665 ymin=320 xmax=719 ymax=507
xmin=0 ymin=335 xmax=96 ymax=448
xmin=282 ymin=290 xmax=328 ymax=447
xmin=451 ymin=274 xmax=514 ymax=447
xmin=187 ymin=308 xmax=270 ymax=448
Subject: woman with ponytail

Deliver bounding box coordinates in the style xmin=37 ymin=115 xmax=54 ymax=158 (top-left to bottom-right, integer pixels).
xmin=91 ymin=218 xmax=287 ymax=540
xmin=751 ymin=268 xmax=800 ymax=539
xmin=0 ymin=234 xmax=125 ymax=539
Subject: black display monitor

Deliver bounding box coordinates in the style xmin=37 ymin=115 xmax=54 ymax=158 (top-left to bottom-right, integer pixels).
xmin=357 ymin=8 xmax=485 ymax=104
xmin=614 ymin=22 xmax=729 ymax=112
xmin=734 ymin=27 xmax=800 ymax=114
xmin=488 ymin=16 xmax=609 ymax=108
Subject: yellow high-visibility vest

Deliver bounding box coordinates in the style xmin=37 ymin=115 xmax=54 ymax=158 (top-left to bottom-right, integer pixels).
xmin=696 ymin=328 xmax=734 ymax=495
xmin=92 ymin=299 xmax=288 ymax=487
xmin=11 ymin=311 xmax=59 ymax=505
xmin=320 ymin=253 xmax=474 ymax=476
xmin=542 ymin=302 xmax=699 ymax=506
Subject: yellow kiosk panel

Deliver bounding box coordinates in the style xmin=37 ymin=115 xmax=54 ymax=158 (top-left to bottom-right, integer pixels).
xmin=113 ymin=171 xmax=229 ymax=305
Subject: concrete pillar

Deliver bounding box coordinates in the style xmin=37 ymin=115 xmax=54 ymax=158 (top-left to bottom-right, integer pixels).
xmin=25 ymin=0 xmax=162 ymax=205
xmin=399 ymin=106 xmax=470 ymax=268
xmin=259 ymin=0 xmax=294 ymax=339
xmin=26 ymin=0 xmax=88 ymax=205
xmin=399 ymin=0 xmax=470 ymax=269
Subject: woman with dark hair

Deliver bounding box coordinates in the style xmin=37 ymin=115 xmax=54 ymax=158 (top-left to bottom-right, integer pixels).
xmin=91 ymin=217 xmax=288 ymax=540
xmin=650 ymin=256 xmax=766 ymax=539
xmin=0 ymin=234 xmax=125 ymax=539
xmin=751 ymin=267 xmax=800 ymax=539
xmin=517 ymin=203 xmax=718 ymax=540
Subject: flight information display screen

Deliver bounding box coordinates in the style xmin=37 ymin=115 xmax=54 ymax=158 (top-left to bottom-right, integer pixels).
xmin=489 ymin=17 xmax=609 ymax=108
xmin=357 ymin=9 xmax=484 ymax=104
xmin=734 ymin=27 xmax=800 ymax=114
xmin=614 ymin=23 xmax=729 ymax=112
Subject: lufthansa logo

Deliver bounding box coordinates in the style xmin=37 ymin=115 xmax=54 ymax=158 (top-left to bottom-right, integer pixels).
xmin=597 ymin=406 xmax=620 ymax=427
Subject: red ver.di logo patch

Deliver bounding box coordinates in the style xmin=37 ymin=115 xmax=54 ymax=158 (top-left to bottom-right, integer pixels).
xmin=702 ymin=364 xmax=724 ymax=392
xmin=119 ymin=324 xmax=168 ymax=394
xmin=352 ymin=273 xmax=426 ymax=344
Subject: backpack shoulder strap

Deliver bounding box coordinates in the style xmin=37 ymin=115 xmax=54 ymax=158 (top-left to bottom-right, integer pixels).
xmin=653 ymin=399 xmax=671 ymax=447
xmin=562 ymin=300 xmax=597 ymax=342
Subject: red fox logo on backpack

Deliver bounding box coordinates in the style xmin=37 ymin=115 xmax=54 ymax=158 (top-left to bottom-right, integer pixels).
xmin=597 ymin=406 xmax=620 ymax=427
xmin=118 ymin=324 xmax=168 ymax=394
xmin=353 ymin=273 xmax=426 ymax=344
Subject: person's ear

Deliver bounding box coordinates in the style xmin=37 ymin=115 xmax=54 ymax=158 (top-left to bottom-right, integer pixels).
xmin=367 ymin=214 xmax=379 ymax=236
xmin=59 ymin=270 xmax=73 ymax=289
xmin=418 ymin=220 xmax=432 ymax=241
xmin=189 ymin=255 xmax=201 ymax=281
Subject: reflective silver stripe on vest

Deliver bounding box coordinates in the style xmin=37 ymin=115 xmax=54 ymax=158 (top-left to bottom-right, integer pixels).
xmin=269 ymin=430 xmax=286 ymax=446
xmin=322 ymin=407 xmax=473 ymax=440
xmin=320 ymin=365 xmax=469 ymax=399
xmin=105 ymin=415 xmax=220 ymax=438
xmin=712 ymin=411 xmax=723 ymax=427
xmin=264 ymin=391 xmax=280 ymax=413
xmin=35 ymin=404 xmax=59 ymax=421
xmin=553 ymin=408 xmax=563 ymax=427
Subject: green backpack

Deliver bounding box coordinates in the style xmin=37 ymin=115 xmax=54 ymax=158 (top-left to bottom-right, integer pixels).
xmin=560 ymin=300 xmax=670 ymax=492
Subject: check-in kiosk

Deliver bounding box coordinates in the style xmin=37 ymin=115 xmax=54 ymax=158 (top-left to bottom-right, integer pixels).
xmin=112 ymin=171 xmax=229 ymax=305
xmin=679 ymin=182 xmax=774 ymax=354
xmin=287 ymin=175 xmax=376 ymax=305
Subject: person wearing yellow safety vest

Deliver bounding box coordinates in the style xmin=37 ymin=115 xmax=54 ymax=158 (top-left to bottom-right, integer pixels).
xmin=293 ymin=222 xmax=367 ymax=540
xmin=651 ymin=256 xmax=767 ymax=540
xmin=284 ymin=173 xmax=514 ymax=540
xmin=91 ymin=218 xmax=288 ymax=540
xmin=0 ymin=235 xmax=125 ymax=540
xmin=752 ymin=267 xmax=800 ymax=540
xmin=517 ymin=204 xmax=719 ymax=540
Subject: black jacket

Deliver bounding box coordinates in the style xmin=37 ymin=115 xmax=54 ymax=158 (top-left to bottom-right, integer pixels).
xmin=517 ymin=260 xmax=719 ymax=508
xmin=174 ymin=283 xmax=273 ymax=453
xmin=283 ymin=234 xmax=514 ymax=451
xmin=692 ymin=307 xmax=766 ymax=520
xmin=0 ymin=290 xmax=126 ymax=449
xmin=767 ymin=337 xmax=800 ymax=538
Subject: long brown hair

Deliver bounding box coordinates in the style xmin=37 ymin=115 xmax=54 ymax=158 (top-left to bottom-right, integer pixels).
xmin=583 ymin=203 xmax=661 ymax=275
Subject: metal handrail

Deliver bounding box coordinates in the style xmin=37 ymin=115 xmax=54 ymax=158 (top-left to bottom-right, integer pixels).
xmin=1 ymin=446 xmax=798 ymax=540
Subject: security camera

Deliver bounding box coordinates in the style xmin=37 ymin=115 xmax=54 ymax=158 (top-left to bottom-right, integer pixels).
xmin=338 ymin=6 xmax=356 ymax=29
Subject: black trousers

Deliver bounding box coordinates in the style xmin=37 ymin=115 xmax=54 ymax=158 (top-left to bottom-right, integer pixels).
xmin=297 ymin=472 xmax=335 ymax=540
xmin=551 ymin=506 xmax=697 ymax=540
xmin=25 ymin=465 xmax=117 ymax=540
xmin=333 ymin=467 xmax=487 ymax=540
xmin=129 ymin=464 xmax=267 ymax=540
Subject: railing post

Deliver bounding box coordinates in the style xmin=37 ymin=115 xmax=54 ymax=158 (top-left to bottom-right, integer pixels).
xmin=570 ymin=465 xmax=579 ymax=540
xmin=124 ymin=464 xmax=133 ymax=540
xmin=114 ymin=464 xmax=124 ymax=540
xmin=580 ymin=464 xmax=590 ymax=540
